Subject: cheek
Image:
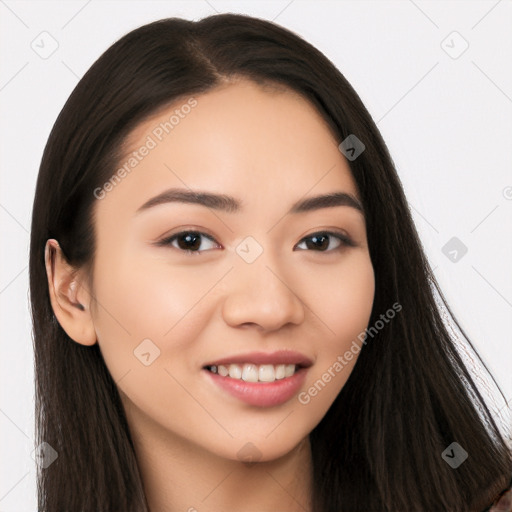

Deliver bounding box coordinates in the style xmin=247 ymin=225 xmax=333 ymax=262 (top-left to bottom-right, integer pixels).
xmin=297 ymin=255 xmax=374 ymax=411
xmin=305 ymin=253 xmax=375 ymax=345
xmin=92 ymin=246 xmax=215 ymax=337
xmin=331 ymin=256 xmax=375 ymax=341
xmin=89 ymin=248 xmax=225 ymax=386
xmin=89 ymin=253 xmax=220 ymax=432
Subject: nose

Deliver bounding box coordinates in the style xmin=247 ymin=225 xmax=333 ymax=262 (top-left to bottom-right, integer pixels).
xmin=221 ymin=257 xmax=305 ymax=332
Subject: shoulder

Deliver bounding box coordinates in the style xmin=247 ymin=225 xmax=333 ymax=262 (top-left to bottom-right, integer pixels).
xmin=486 ymin=487 xmax=512 ymax=512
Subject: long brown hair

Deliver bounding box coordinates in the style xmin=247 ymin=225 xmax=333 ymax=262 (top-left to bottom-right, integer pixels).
xmin=29 ymin=13 xmax=511 ymax=511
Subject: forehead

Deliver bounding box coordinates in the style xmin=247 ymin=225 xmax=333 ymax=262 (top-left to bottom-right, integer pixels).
xmin=96 ymin=78 xmax=359 ymax=219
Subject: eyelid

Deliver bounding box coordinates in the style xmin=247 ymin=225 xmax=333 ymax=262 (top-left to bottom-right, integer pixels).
xmin=156 ymin=229 xmax=221 ymax=252
xmin=294 ymin=230 xmax=356 ymax=251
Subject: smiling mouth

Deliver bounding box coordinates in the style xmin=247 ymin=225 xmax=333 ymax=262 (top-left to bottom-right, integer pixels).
xmin=204 ymin=363 xmax=302 ymax=383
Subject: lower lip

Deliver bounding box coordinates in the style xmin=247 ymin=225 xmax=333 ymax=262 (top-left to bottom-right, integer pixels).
xmin=204 ymin=367 xmax=309 ymax=407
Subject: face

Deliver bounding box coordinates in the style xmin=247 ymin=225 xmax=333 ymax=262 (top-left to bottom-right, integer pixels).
xmin=88 ymin=78 xmax=375 ymax=462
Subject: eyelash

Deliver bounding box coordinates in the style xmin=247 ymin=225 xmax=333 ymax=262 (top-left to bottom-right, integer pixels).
xmin=157 ymin=230 xmax=356 ymax=256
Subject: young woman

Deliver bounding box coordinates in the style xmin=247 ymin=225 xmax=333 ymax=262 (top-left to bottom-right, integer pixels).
xmin=29 ymin=13 xmax=511 ymax=512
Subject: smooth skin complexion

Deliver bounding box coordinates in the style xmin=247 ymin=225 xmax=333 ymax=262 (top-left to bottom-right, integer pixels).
xmin=45 ymin=78 xmax=375 ymax=512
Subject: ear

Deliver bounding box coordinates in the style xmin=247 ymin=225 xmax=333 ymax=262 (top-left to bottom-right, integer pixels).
xmin=44 ymin=239 xmax=97 ymax=346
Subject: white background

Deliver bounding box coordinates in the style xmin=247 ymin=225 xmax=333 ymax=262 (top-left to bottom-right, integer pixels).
xmin=1 ymin=1 xmax=511 ymax=509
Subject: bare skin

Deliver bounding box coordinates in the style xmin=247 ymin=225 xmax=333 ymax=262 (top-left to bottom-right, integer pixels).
xmin=45 ymin=78 xmax=375 ymax=511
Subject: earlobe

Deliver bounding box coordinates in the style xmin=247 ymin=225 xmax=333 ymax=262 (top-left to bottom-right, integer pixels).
xmin=44 ymin=239 xmax=97 ymax=346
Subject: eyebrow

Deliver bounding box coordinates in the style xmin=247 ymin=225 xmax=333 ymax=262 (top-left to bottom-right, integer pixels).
xmin=135 ymin=188 xmax=363 ymax=215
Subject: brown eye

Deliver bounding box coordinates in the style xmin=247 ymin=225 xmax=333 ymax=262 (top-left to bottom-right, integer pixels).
xmin=295 ymin=231 xmax=355 ymax=252
xmin=159 ymin=231 xmax=219 ymax=255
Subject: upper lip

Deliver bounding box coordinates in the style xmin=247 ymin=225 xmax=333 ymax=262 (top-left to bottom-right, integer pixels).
xmin=203 ymin=350 xmax=314 ymax=368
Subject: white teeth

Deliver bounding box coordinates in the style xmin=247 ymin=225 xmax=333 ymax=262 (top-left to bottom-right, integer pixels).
xmin=258 ymin=364 xmax=275 ymax=382
xmin=211 ymin=363 xmax=298 ymax=382
xmin=275 ymin=364 xmax=286 ymax=379
xmin=228 ymin=364 xmax=242 ymax=379
xmin=242 ymin=364 xmax=259 ymax=382
xmin=284 ymin=364 xmax=295 ymax=377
